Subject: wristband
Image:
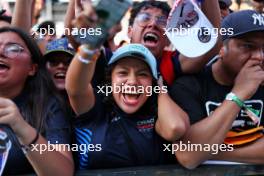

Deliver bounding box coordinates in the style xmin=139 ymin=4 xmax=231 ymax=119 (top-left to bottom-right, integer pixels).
xmin=225 ymin=92 xmax=260 ymax=123
xmin=77 ymin=45 xmax=99 ymax=64
xmin=225 ymin=92 xmax=244 ymax=108
xmin=77 ymin=55 xmax=92 ymax=64
xmin=21 ymin=131 xmax=39 ymax=154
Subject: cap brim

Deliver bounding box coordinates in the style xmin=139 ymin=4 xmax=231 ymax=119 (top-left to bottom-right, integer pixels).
xmin=109 ymin=51 xmax=158 ymax=79
xmin=44 ymin=50 xmax=74 ymax=57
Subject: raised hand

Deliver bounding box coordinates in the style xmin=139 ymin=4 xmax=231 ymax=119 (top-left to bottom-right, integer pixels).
xmin=73 ymin=0 xmax=98 ymax=29
xmin=0 ymin=98 xmax=26 ymax=138
xmin=232 ymin=59 xmax=264 ymax=100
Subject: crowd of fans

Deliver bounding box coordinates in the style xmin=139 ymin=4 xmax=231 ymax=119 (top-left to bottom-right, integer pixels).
xmin=0 ymin=0 xmax=263 ymax=175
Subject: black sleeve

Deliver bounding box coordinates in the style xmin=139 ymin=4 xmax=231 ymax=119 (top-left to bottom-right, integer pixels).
xmin=45 ymin=98 xmax=72 ymax=144
xmin=169 ymin=75 xmax=205 ymax=124
xmin=73 ymin=93 xmax=105 ymax=128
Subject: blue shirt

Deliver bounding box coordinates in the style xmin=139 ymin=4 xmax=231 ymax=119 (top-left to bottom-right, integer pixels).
xmin=74 ymin=93 xmax=171 ymax=169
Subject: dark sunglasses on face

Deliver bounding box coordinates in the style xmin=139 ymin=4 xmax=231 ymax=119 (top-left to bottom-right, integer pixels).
xmin=47 ymin=58 xmax=72 ymax=67
xmin=135 ymin=12 xmax=167 ymax=28
xmin=0 ymin=43 xmax=29 ymax=59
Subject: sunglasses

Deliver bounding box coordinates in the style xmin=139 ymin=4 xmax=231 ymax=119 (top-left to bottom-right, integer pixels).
xmin=47 ymin=58 xmax=72 ymax=67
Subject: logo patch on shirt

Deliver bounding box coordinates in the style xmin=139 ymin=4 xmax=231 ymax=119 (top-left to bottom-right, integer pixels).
xmin=205 ymin=100 xmax=263 ymax=131
xmin=136 ymin=117 xmax=155 ymax=132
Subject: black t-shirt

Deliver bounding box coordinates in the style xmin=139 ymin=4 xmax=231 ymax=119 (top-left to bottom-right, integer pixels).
xmin=170 ymin=65 xmax=264 ymax=129
xmin=74 ymin=93 xmax=171 ymax=169
xmin=3 ymin=93 xmax=71 ymax=175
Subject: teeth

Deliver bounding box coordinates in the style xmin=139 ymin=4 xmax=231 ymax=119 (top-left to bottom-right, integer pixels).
xmin=124 ymin=91 xmax=138 ymax=95
xmin=56 ymin=73 xmax=65 ymax=77
xmin=54 ymin=72 xmax=66 ymax=79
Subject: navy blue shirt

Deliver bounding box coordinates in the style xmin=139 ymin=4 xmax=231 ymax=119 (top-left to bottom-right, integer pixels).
xmin=3 ymin=93 xmax=71 ymax=175
xmin=74 ymin=93 xmax=170 ymax=169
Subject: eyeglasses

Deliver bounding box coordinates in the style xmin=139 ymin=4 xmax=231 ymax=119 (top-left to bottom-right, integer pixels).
xmin=47 ymin=58 xmax=72 ymax=67
xmin=135 ymin=12 xmax=167 ymax=28
xmin=0 ymin=43 xmax=29 ymax=59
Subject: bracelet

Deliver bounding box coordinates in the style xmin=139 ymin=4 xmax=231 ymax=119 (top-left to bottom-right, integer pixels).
xmin=76 ymin=45 xmax=99 ymax=64
xmin=77 ymin=55 xmax=92 ymax=64
xmin=21 ymin=130 xmax=39 ymax=154
xmin=225 ymin=92 xmax=244 ymax=108
xmin=225 ymin=92 xmax=260 ymax=123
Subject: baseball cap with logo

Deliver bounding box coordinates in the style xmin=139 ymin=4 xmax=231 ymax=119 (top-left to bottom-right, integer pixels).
xmin=44 ymin=37 xmax=75 ymax=57
xmin=108 ymin=44 xmax=158 ymax=79
xmin=165 ymin=0 xmax=218 ymax=58
xmin=221 ymin=10 xmax=264 ymax=41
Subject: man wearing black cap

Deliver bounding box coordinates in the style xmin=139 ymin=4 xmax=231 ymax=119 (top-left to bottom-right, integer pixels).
xmin=170 ymin=10 xmax=264 ymax=169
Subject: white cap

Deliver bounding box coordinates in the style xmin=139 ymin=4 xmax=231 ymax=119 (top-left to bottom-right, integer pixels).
xmin=165 ymin=0 xmax=218 ymax=58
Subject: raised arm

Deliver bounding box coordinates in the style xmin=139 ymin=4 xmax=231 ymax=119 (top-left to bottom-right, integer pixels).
xmin=64 ymin=0 xmax=80 ymax=49
xmin=65 ymin=1 xmax=101 ymax=115
xmin=65 ymin=45 xmax=99 ymax=115
xmin=155 ymin=77 xmax=190 ymax=142
xmin=179 ymin=0 xmax=222 ymax=73
xmin=12 ymin=0 xmax=34 ymax=32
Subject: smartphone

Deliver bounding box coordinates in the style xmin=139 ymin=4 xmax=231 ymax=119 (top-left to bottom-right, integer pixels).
xmin=0 ymin=9 xmax=6 ymax=16
xmin=75 ymin=0 xmax=132 ymax=49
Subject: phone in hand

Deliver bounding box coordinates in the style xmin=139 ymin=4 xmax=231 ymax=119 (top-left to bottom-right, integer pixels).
xmin=74 ymin=0 xmax=132 ymax=49
xmin=0 ymin=9 xmax=6 ymax=16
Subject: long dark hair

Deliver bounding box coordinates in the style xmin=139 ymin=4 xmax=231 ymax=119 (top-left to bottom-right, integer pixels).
xmin=0 ymin=27 xmax=61 ymax=133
